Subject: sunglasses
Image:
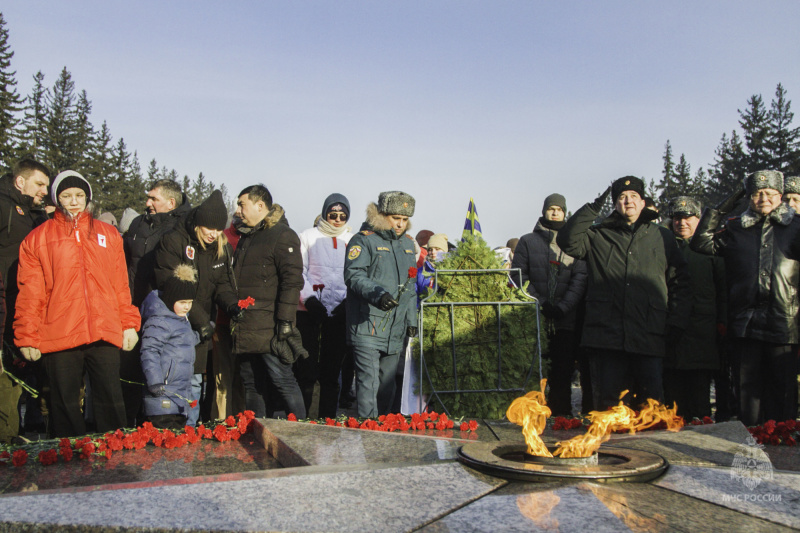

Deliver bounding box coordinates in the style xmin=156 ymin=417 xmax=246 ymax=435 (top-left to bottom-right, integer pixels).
xmin=327 ymin=213 xmax=347 ymax=221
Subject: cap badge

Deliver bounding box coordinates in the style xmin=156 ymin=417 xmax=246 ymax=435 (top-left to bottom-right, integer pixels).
xmin=625 ymin=180 xmax=630 ymax=185
xmin=403 ymin=202 xmax=408 ymax=208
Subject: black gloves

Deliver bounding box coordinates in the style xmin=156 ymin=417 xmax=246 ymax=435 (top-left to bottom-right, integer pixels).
xmin=304 ymin=296 xmax=328 ymax=320
xmin=270 ymin=326 xmax=309 ymax=365
xmin=331 ymin=300 xmax=346 ymax=316
xmin=276 ymin=320 xmax=293 ymax=341
xmin=197 ymin=324 xmax=214 ymax=343
xmin=148 ymin=383 xmax=166 ymax=397
xmin=227 ymin=305 xmax=245 ymax=322
xmin=590 ymin=186 xmax=612 ymax=211
xmin=406 ymin=326 xmax=418 ymax=338
xmin=377 ymin=292 xmax=399 ymax=311
xmin=541 ymin=302 xmax=565 ymax=320
xmin=715 ymin=188 xmax=747 ymax=215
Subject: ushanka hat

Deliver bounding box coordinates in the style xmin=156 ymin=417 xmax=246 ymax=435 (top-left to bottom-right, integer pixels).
xmin=160 ymin=264 xmax=198 ymax=312
xmin=668 ymin=196 xmax=702 ymax=218
xmin=744 ymin=170 xmax=784 ymax=195
xmin=611 ymin=176 xmax=645 ymax=200
xmin=194 ymin=190 xmax=228 ymax=230
xmin=784 ymin=176 xmax=800 ymax=195
xmin=378 ymin=191 xmax=415 ymax=216
xmin=51 ymin=170 xmax=92 ymax=205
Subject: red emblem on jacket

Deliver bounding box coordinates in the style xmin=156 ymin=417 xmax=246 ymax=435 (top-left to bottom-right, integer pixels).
xmin=186 ymin=246 xmax=195 ymax=260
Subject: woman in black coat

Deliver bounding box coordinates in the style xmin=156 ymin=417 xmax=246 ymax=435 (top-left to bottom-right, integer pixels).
xmin=154 ymin=190 xmax=239 ymax=425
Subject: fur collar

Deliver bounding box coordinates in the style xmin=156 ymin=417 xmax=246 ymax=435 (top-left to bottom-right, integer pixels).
xmin=238 ymin=203 xmax=286 ymax=235
xmin=739 ymin=202 xmax=794 ymax=229
xmin=364 ymin=202 xmax=412 ymax=236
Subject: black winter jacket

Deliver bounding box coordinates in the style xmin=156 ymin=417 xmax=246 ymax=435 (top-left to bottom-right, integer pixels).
xmin=556 ymin=204 xmax=691 ymax=357
xmin=124 ymin=195 xmax=192 ymax=306
xmin=0 ymin=174 xmax=46 ymax=339
xmin=511 ymin=219 xmax=587 ymax=330
xmin=690 ymin=203 xmax=800 ymax=344
xmin=231 ymin=205 xmax=304 ymax=355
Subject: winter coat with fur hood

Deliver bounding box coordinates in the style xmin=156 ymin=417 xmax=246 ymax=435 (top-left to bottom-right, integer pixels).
xmin=344 ymin=203 xmax=418 ymax=354
xmin=691 ymin=202 xmax=800 ymax=343
xmin=15 ymin=210 xmax=141 ymax=353
xmin=140 ymin=289 xmax=199 ymax=418
xmin=231 ymin=205 xmax=304 ymax=355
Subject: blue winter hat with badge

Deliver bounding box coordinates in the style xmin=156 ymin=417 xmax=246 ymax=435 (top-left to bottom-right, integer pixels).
xmin=322 ymin=193 xmax=350 ymax=219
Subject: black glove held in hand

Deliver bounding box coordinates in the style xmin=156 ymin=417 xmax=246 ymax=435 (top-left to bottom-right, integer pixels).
xmin=276 ymin=320 xmax=292 ymax=341
xmin=406 ymin=326 xmax=418 ymax=337
xmin=715 ymin=188 xmax=747 ymax=215
xmin=331 ymin=300 xmax=346 ymax=316
xmin=197 ymin=324 xmax=214 ymax=342
xmin=304 ymin=296 xmax=328 ymax=320
xmin=377 ymin=292 xmax=399 ymax=311
xmin=148 ymin=383 xmax=166 ymax=397
xmin=541 ymin=302 xmax=565 ymax=320
xmin=590 ymin=186 xmax=612 ymax=211
xmin=227 ymin=305 xmax=245 ymax=322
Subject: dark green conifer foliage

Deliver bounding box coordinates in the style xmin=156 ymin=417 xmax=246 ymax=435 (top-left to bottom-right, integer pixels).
xmin=414 ymin=234 xmax=545 ymax=418
xmin=18 ymin=71 xmax=47 ymax=159
xmin=738 ymin=94 xmax=770 ymax=172
xmin=43 ymin=67 xmax=79 ymax=173
xmin=85 ymin=121 xmax=115 ymax=212
xmin=0 ymin=12 xmax=21 ymax=166
xmin=655 ymin=140 xmax=677 ymax=208
xmin=766 ymin=83 xmax=800 ymax=174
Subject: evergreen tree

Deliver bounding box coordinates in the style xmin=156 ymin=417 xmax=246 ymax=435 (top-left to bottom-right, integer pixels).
xmin=766 ymin=83 xmax=800 ymax=174
xmin=73 ymin=89 xmax=94 ymax=170
xmin=146 ymin=158 xmax=159 ymax=184
xmin=17 ymin=71 xmax=47 ymax=158
xmin=0 ymin=12 xmax=22 ymax=166
xmin=192 ymin=171 xmax=208 ymax=204
xmin=738 ymin=94 xmax=770 ymax=172
xmin=707 ymin=131 xmax=747 ymax=204
xmin=43 ymin=67 xmax=79 ymax=172
xmin=655 ymin=140 xmax=679 ymax=208
xmin=673 ymin=154 xmax=692 ymax=194
xmin=85 ymin=121 xmax=115 ymax=212
xmin=181 ymin=174 xmax=191 ymax=198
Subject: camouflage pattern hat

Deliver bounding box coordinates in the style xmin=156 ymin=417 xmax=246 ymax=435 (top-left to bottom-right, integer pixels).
xmin=744 ymin=170 xmax=783 ymax=195
xmin=378 ymin=191 xmax=415 ymax=216
xmin=668 ymin=196 xmax=702 ymax=218
xmin=784 ymin=176 xmax=800 ymax=195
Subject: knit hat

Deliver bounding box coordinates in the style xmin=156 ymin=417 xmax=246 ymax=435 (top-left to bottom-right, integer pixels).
xmin=744 ymin=170 xmax=783 ymax=195
xmin=322 ymin=193 xmax=350 ymax=219
xmin=194 ymin=190 xmax=228 ymax=230
xmin=427 ymin=233 xmax=449 ymax=251
xmin=160 ymin=264 xmax=198 ymax=312
xmin=97 ymin=211 xmax=118 ymax=227
xmin=541 ymin=193 xmax=567 ymax=215
xmin=784 ymin=176 xmax=800 ymax=195
xmin=51 ymin=170 xmax=92 ymax=206
xmin=667 ymin=196 xmax=702 ymax=218
xmin=378 ymin=191 xmax=415 ymax=216
xmin=611 ymin=176 xmax=645 ymax=200
xmin=415 ymin=230 xmax=434 ymax=247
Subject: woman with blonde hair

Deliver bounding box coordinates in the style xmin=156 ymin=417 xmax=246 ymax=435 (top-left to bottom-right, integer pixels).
xmin=154 ymin=190 xmax=239 ymax=425
xmin=15 ymin=170 xmax=140 ymax=437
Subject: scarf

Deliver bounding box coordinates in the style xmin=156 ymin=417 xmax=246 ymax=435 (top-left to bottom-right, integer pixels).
xmin=317 ymin=218 xmax=350 ymax=238
xmin=538 ymin=217 xmax=566 ymax=231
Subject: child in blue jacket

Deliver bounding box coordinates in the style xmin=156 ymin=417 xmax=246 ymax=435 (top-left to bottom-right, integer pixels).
xmin=140 ymin=264 xmax=200 ymax=429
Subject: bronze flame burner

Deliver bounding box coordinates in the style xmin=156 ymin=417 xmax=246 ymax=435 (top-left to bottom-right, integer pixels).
xmin=457 ymin=442 xmax=668 ymax=483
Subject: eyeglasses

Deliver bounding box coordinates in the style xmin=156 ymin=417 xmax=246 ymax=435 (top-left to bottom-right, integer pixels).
xmin=750 ymin=191 xmax=780 ymax=200
xmin=327 ymin=213 xmax=347 ymax=221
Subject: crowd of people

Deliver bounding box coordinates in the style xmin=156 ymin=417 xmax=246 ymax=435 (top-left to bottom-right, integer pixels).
xmin=0 ymin=157 xmax=797 ymax=441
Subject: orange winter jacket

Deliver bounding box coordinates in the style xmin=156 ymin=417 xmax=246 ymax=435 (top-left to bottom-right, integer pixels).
xmin=14 ymin=210 xmax=140 ymax=353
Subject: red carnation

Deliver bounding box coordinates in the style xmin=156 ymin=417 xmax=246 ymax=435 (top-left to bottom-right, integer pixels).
xmin=12 ymin=449 xmax=28 ymax=467
xmin=287 ymin=413 xmax=297 ymax=422
xmin=408 ymin=267 xmax=418 ymax=278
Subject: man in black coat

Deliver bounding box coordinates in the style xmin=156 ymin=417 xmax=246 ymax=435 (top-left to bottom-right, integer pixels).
xmin=511 ymin=193 xmax=588 ymax=415
xmin=232 ymin=184 xmax=306 ymax=419
xmin=121 ymin=179 xmax=191 ymax=426
xmin=0 ymin=159 xmax=50 ymax=441
xmin=691 ymin=170 xmax=800 ymax=425
xmin=557 ymin=176 xmax=691 ymax=410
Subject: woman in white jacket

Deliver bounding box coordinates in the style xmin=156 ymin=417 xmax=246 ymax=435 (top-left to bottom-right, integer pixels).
xmin=295 ymin=193 xmax=354 ymax=418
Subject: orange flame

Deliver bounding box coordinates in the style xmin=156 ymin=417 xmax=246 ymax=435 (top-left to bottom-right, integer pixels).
xmin=506 ymin=379 xmax=553 ymax=457
xmin=509 ymin=386 xmax=685 ymax=458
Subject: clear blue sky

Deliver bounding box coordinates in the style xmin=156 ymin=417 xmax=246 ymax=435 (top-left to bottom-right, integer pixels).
xmin=5 ymin=1 xmax=800 ymax=246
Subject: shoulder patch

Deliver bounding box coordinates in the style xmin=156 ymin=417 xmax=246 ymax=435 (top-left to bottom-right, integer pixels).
xmin=360 ymin=230 xmax=374 ymax=236
xmin=406 ymin=234 xmax=414 ymax=239
xmin=186 ymin=245 xmax=195 ymax=260
xmin=348 ymin=245 xmax=362 ymax=260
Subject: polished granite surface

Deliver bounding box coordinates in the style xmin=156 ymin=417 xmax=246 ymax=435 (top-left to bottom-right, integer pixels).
xmin=0 ymin=418 xmax=798 ymax=532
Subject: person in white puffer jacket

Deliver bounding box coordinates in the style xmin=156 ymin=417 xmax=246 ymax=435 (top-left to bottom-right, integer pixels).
xmin=295 ymin=193 xmax=354 ymax=418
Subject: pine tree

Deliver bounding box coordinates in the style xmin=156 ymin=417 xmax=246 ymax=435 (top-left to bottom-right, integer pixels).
xmin=73 ymin=89 xmax=94 ymax=170
xmin=0 ymin=12 xmax=22 ymax=167
xmin=85 ymin=121 xmax=115 ymax=212
xmin=192 ymin=172 xmax=208 ymax=204
xmin=146 ymin=158 xmax=159 ymax=184
xmin=707 ymin=131 xmax=747 ymax=205
xmin=766 ymin=83 xmax=800 ymax=174
xmin=655 ymin=140 xmax=679 ymax=208
xmin=739 ymin=94 xmax=771 ymax=172
xmin=43 ymin=67 xmax=78 ymax=172
xmin=17 ymin=71 xmax=47 ymax=158
xmin=673 ymin=154 xmax=692 ymax=195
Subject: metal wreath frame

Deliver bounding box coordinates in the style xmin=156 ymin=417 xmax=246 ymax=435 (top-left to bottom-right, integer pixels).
xmin=416 ymin=267 xmax=543 ymax=416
